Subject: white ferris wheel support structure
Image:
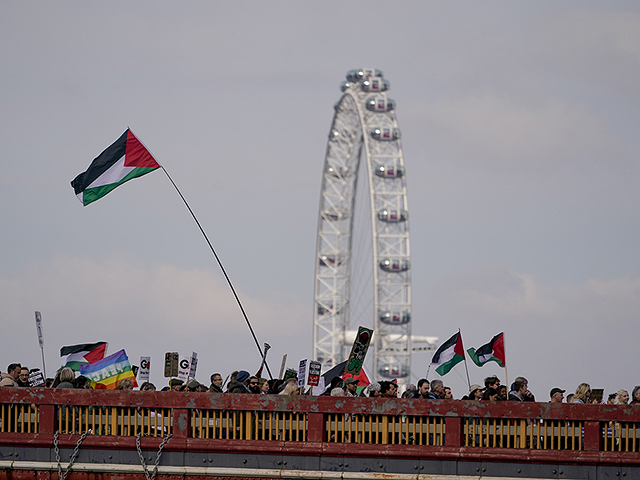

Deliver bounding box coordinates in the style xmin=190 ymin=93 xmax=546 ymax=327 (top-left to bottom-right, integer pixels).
xmin=313 ymin=68 xmax=419 ymax=385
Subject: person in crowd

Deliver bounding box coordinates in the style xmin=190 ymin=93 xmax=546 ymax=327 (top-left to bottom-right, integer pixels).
xmin=209 ymin=373 xmax=224 ymax=393
xmin=362 ymin=382 xmax=381 ymax=397
xmin=482 ymin=387 xmax=499 ymax=401
xmin=403 ymin=384 xmax=417 ymax=398
xmin=417 ymin=379 xmax=434 ymax=399
xmin=497 ymin=385 xmax=508 ymax=401
xmin=431 ymin=379 xmax=445 ymax=399
xmin=52 ymin=367 xmax=75 ymax=388
xmin=508 ymin=380 xmax=527 ymax=401
xmin=281 ymin=379 xmax=300 ymax=395
xmin=514 ymin=376 xmax=535 ymax=402
xmin=140 ymin=382 xmax=156 ymax=391
xmin=444 ymin=386 xmax=453 ymax=399
xmin=227 ymin=370 xmax=250 ymax=393
xmin=571 ymin=383 xmax=591 ymax=404
xmin=258 ymin=378 xmax=270 ymax=394
xmin=0 ymin=363 xmax=21 ymax=387
xmin=75 ymin=376 xmax=91 ymax=389
xmin=17 ymin=367 xmax=30 ymax=387
xmin=380 ymin=381 xmax=398 ymax=398
xmin=247 ymin=376 xmax=260 ymax=394
xmin=118 ymin=379 xmax=134 ymax=390
xmin=322 ymin=376 xmax=344 ymax=396
xmin=330 ymin=387 xmax=345 ymax=396
xmin=613 ymin=389 xmax=629 ymax=405
xmin=631 ymin=386 xmax=640 ymax=405
xmin=484 ymin=375 xmax=501 ymax=391
xmin=344 ymin=377 xmax=358 ymax=397
xmin=467 ymin=384 xmax=484 ymax=401
xmin=606 ymin=393 xmax=617 ymax=404
xmin=169 ymin=379 xmax=184 ymax=391
xmin=549 ymin=388 xmax=565 ymax=404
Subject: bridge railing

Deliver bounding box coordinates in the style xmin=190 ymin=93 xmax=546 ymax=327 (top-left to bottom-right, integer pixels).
xmin=1 ymin=388 xmax=638 ymax=457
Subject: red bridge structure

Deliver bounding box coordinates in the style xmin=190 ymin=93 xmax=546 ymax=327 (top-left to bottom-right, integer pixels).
xmin=0 ymin=388 xmax=638 ymax=479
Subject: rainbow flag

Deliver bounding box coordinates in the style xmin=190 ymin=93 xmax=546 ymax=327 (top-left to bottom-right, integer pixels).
xmin=80 ymin=349 xmax=137 ymax=389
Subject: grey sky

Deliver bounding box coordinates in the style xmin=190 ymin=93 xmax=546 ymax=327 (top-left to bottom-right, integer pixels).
xmin=1 ymin=1 xmax=638 ymax=398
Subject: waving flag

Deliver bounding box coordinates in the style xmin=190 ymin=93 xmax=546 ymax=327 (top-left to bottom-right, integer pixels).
xmin=429 ymin=332 xmax=465 ymax=376
xmin=60 ymin=342 xmax=108 ymax=371
xmin=80 ymin=349 xmax=137 ymax=389
xmin=467 ymin=332 xmax=506 ymax=368
xmin=71 ymin=129 xmax=160 ymax=206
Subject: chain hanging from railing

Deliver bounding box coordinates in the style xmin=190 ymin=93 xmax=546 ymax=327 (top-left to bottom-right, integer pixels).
xmin=136 ymin=432 xmax=172 ymax=480
xmin=54 ymin=430 xmax=89 ymax=480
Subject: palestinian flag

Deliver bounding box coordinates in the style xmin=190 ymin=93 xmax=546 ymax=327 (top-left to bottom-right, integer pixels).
xmin=60 ymin=342 xmax=108 ymax=371
xmin=467 ymin=332 xmax=506 ymax=367
xmin=79 ymin=349 xmax=137 ymax=390
xmin=71 ymin=129 xmax=160 ymax=206
xmin=429 ymin=332 xmax=465 ymax=376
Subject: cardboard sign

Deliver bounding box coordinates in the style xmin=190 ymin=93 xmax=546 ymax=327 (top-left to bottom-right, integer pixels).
xmin=164 ymin=352 xmax=179 ymax=378
xmin=189 ymin=352 xmax=198 ymax=379
xmin=298 ymin=359 xmax=307 ymax=388
xmin=345 ymin=326 xmax=373 ymax=375
xmin=177 ymin=356 xmax=191 ymax=381
xmin=307 ymin=360 xmax=321 ymax=386
xmin=283 ymin=368 xmax=297 ymax=382
xmin=28 ymin=370 xmax=46 ymax=387
xmin=139 ymin=356 xmax=150 ymax=383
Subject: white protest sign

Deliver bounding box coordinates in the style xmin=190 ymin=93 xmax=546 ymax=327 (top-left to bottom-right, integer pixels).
xmin=177 ymin=355 xmax=191 ymax=381
xmin=298 ymin=359 xmax=307 ymax=388
xmin=139 ymin=356 xmax=150 ymax=383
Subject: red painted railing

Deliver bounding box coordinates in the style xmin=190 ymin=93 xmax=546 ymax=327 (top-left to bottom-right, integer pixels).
xmin=1 ymin=388 xmax=639 ymax=467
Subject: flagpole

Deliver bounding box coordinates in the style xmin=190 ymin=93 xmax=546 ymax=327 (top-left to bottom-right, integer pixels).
xmin=159 ymin=166 xmax=274 ymax=380
xmin=503 ymin=332 xmax=509 ymax=391
xmin=460 ymin=329 xmax=471 ymax=391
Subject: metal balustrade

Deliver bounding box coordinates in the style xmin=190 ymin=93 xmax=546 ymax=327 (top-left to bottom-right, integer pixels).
xmin=56 ymin=405 xmax=171 ymax=436
xmin=190 ymin=409 xmax=307 ymax=441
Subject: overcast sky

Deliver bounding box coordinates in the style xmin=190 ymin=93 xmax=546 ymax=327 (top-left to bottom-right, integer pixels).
xmin=1 ymin=1 xmax=639 ymax=399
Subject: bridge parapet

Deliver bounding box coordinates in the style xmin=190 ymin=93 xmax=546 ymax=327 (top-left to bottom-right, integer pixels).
xmin=0 ymin=388 xmax=638 ymax=479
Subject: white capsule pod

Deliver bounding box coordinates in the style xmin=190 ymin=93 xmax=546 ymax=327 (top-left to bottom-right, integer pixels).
xmin=378 ymin=363 xmax=410 ymax=378
xmin=379 ymin=258 xmax=410 ymax=273
xmin=329 ymin=129 xmax=340 ymax=141
xmin=379 ymin=310 xmax=411 ymax=325
xmin=346 ymin=68 xmax=384 ymax=82
xmin=374 ymin=164 xmax=405 ymax=178
xmin=361 ymin=77 xmax=390 ymax=92
xmin=370 ymin=127 xmax=401 ymax=141
xmin=377 ymin=209 xmax=408 ymax=223
xmin=366 ymin=96 xmax=395 ymax=112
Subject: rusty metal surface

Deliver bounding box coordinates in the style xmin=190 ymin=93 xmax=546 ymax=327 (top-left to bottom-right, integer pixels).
xmin=2 ymin=388 xmax=640 ymax=423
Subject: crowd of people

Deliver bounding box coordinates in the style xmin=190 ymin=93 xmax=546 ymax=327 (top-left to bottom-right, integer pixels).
xmin=1 ymin=363 xmax=638 ymax=406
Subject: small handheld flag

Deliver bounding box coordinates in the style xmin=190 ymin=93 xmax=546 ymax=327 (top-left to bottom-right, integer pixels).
xmin=429 ymin=331 xmax=465 ymax=376
xmin=467 ymin=332 xmax=506 ymax=367
xmin=71 ymin=129 xmax=160 ymax=206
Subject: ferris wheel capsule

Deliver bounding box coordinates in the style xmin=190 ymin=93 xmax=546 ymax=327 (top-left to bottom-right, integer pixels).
xmin=366 ymin=96 xmax=395 ymax=112
xmin=374 ymin=164 xmax=404 ymax=178
xmin=371 ymin=127 xmax=401 ymax=141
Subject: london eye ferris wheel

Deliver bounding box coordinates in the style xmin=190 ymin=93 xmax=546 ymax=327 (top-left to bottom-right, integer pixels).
xmin=313 ymin=69 xmax=434 ymax=386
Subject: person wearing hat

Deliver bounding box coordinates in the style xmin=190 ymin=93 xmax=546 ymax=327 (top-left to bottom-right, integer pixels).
xmin=343 ymin=377 xmax=358 ymax=397
xmin=227 ymin=370 xmax=250 ymax=393
xmin=550 ymin=388 xmax=565 ymax=404
xmin=169 ymin=378 xmax=184 ymax=391
xmin=468 ymin=384 xmax=484 ymax=401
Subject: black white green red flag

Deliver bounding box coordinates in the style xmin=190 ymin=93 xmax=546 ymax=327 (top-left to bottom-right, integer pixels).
xmin=60 ymin=342 xmax=108 ymax=371
xmin=467 ymin=332 xmax=506 ymax=367
xmin=429 ymin=331 xmax=465 ymax=376
xmin=71 ymin=129 xmax=160 ymax=206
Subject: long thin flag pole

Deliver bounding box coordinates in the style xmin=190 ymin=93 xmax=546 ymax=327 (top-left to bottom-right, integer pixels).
xmin=160 ymin=166 xmax=273 ymax=380
xmin=460 ymin=328 xmax=471 ymax=391
xmin=502 ymin=332 xmax=508 ymax=391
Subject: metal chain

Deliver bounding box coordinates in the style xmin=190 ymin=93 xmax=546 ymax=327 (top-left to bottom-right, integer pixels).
xmin=136 ymin=433 xmax=172 ymax=480
xmin=54 ymin=430 xmax=90 ymax=480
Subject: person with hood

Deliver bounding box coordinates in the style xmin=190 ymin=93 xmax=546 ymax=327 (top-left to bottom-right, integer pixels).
xmin=227 ymin=370 xmax=250 ymax=393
